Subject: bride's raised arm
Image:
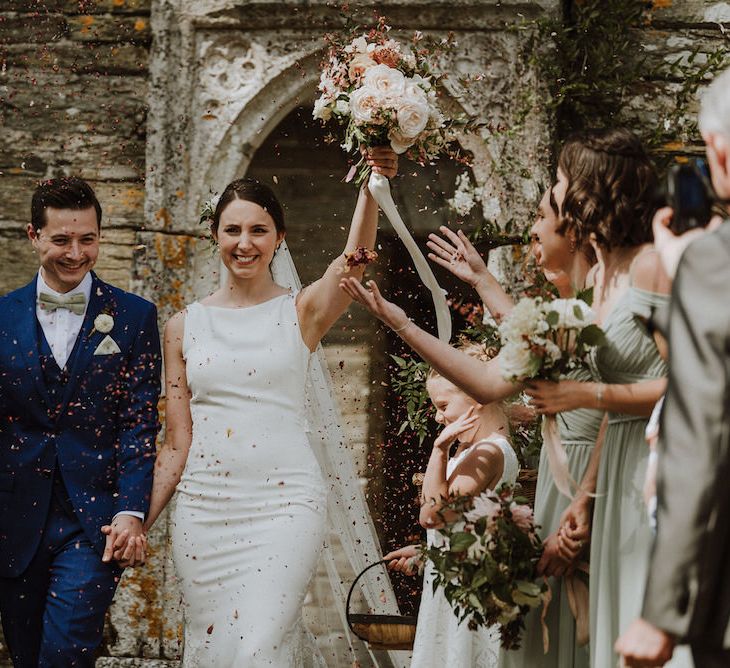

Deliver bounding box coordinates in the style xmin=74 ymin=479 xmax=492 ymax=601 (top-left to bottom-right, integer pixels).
xmin=296 ymin=146 xmax=397 ymax=350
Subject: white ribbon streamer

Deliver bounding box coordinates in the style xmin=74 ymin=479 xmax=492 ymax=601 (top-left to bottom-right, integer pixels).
xmin=368 ymin=172 xmax=452 ymax=343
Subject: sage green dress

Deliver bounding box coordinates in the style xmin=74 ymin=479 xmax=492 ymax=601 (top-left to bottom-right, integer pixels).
xmin=500 ymin=367 xmax=602 ymax=668
xmin=589 ymin=287 xmax=692 ymax=668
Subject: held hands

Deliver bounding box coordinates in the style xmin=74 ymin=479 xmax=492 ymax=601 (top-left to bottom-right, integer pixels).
xmin=537 ymin=531 xmax=575 ymax=578
xmin=556 ymin=496 xmax=592 ymax=562
xmin=615 ymin=618 xmax=676 ymax=667
xmin=101 ymin=515 xmax=147 ymax=568
xmin=427 ymin=226 xmax=490 ymax=289
xmin=652 ymin=207 xmax=723 ymax=280
xmin=361 ymin=145 xmax=399 ymax=180
xmin=339 ymin=278 xmax=411 ymax=333
xmin=433 ymin=406 xmax=478 ymax=451
xmin=383 ymin=545 xmax=422 ymax=576
xmin=525 ymin=379 xmax=591 ymax=415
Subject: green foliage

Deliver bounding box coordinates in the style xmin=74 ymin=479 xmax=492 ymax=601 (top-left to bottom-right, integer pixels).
xmin=522 ymin=0 xmax=729 ymax=149
xmin=389 ymin=355 xmax=433 ymax=445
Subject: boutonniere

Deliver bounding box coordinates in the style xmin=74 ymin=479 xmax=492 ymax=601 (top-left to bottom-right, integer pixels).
xmin=90 ymin=311 xmax=114 ymax=337
xmin=91 ymin=309 xmax=121 ymax=356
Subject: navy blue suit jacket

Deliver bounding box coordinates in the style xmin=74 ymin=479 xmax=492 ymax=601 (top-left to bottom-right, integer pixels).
xmin=0 ymin=273 xmax=161 ymax=577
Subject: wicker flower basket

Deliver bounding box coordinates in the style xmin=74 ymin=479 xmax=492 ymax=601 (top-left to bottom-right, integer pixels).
xmin=517 ymin=468 xmax=539 ymax=508
xmin=346 ymin=560 xmax=418 ymax=651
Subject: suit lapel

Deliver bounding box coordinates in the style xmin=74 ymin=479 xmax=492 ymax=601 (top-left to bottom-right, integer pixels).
xmin=58 ymin=273 xmax=118 ymax=416
xmin=12 ymin=277 xmax=53 ymax=408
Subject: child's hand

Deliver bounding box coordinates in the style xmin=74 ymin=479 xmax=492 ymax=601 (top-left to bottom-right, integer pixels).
xmin=433 ymin=406 xmax=479 ymax=450
xmin=383 ymin=545 xmax=422 ymax=575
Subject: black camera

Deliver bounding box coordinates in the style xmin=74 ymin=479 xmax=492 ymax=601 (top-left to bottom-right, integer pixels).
xmin=659 ymin=159 xmax=716 ymax=234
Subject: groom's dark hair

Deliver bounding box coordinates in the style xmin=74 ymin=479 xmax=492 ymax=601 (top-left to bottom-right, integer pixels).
xmin=31 ymin=177 xmax=102 ymax=231
xmin=211 ymin=178 xmax=285 ymax=235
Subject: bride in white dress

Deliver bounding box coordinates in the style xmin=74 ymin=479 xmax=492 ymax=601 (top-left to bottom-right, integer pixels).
xmin=143 ymin=148 xmax=397 ymax=666
xmin=349 ymin=339 xmax=519 ymax=668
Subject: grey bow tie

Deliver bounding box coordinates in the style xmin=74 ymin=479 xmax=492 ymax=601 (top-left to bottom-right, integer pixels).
xmin=38 ymin=292 xmax=86 ymax=315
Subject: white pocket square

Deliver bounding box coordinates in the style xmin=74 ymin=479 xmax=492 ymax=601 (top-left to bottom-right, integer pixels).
xmin=94 ymin=335 xmax=121 ymax=356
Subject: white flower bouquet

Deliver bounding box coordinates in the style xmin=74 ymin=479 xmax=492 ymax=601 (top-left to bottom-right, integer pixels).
xmin=424 ymin=485 xmax=548 ymax=649
xmin=314 ymin=17 xmax=479 ymax=186
xmin=498 ymin=296 xmax=605 ymax=383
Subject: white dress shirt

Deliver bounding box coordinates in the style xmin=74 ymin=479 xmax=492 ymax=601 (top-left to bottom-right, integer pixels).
xmin=35 ymin=270 xmax=143 ymax=523
xmin=36 ymin=269 xmax=92 ymax=370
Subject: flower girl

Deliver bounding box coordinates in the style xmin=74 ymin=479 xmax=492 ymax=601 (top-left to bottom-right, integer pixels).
xmin=384 ymin=343 xmax=519 ymax=668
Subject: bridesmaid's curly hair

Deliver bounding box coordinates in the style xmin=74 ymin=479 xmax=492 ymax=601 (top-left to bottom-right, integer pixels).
xmin=557 ymin=128 xmax=657 ymax=251
xmin=211 ymin=177 xmax=285 ymax=235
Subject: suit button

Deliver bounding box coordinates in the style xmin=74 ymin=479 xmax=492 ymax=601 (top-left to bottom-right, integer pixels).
xmin=40 ymin=468 xmax=53 ymax=478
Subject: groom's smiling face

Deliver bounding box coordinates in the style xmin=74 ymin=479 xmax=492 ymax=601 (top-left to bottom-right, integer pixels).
xmin=27 ymin=206 xmax=100 ymax=293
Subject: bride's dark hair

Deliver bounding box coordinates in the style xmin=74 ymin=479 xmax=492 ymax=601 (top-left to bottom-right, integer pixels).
xmin=211 ymin=177 xmax=286 ymax=234
xmin=557 ymin=128 xmax=657 ymax=251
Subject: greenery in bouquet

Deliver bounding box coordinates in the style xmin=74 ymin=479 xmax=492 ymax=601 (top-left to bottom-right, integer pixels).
xmin=423 ymin=485 xmax=547 ymax=649
xmin=498 ymin=296 xmax=606 ymax=383
xmin=313 ymin=16 xmax=482 ymax=186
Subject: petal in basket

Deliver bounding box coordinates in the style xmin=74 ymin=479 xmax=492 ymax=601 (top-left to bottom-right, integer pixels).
xmin=368 ymin=172 xmax=452 ymax=342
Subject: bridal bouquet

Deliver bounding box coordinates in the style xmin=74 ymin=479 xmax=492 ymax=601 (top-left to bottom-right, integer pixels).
xmin=314 ymin=17 xmax=478 ymax=186
xmin=498 ymin=296 xmax=605 ymax=383
xmin=424 ymin=485 xmax=547 ymax=649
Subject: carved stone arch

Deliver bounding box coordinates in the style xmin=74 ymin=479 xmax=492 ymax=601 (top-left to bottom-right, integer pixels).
xmin=197 ymin=50 xmax=325 ymax=212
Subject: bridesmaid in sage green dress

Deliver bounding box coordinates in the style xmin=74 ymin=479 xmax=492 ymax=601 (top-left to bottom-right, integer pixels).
xmin=527 ymin=129 xmax=692 ymax=667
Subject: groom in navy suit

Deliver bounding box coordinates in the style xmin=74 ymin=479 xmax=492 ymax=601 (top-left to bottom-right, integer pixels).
xmin=0 ymin=177 xmax=161 ymax=666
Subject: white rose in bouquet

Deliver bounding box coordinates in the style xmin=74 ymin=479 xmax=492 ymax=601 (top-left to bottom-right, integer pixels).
xmin=396 ymin=93 xmax=431 ymax=138
xmin=499 ymin=341 xmax=540 ymax=382
xmin=362 ymin=63 xmax=406 ymax=100
xmin=498 ymin=297 xmax=546 ymax=342
xmin=349 ymin=86 xmax=385 ymax=125
xmin=547 ymin=298 xmax=595 ymax=329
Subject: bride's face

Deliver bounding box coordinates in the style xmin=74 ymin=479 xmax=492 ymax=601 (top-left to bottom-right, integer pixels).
xmin=215 ymin=199 xmax=284 ymax=278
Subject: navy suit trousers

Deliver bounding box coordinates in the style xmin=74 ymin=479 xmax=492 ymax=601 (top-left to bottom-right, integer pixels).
xmin=0 ymin=489 xmax=121 ymax=667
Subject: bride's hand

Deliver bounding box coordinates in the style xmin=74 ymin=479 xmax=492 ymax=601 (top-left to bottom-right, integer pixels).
xmin=361 ymin=145 xmax=399 ymax=180
xmin=433 ymin=406 xmax=478 ymax=451
xmin=339 ymin=278 xmax=411 ymax=332
xmin=427 ymin=226 xmax=490 ymax=289
xmin=383 ymin=545 xmax=422 ymax=575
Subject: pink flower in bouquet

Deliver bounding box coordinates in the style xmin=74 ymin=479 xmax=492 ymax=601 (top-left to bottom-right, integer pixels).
xmin=348 ymin=52 xmax=376 ymax=82
xmin=373 ymin=44 xmax=401 ymax=68
xmin=509 ymin=502 xmax=535 ymax=534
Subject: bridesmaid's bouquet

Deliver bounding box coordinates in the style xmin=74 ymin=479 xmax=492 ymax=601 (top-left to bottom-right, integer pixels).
xmin=498 ymin=296 xmax=605 ymax=383
xmin=424 ymin=485 xmax=547 ymax=649
xmin=313 ymin=17 xmax=481 ymax=186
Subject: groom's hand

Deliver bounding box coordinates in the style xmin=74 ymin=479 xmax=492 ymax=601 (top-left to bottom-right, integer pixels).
xmin=102 ymin=515 xmax=147 ymax=567
xmin=615 ymin=618 xmax=675 ymax=667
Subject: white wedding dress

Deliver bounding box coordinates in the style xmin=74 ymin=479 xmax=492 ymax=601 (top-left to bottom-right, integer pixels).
xmin=172 ymin=293 xmax=328 ymax=666
xmin=410 ymin=435 xmax=520 ymax=668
